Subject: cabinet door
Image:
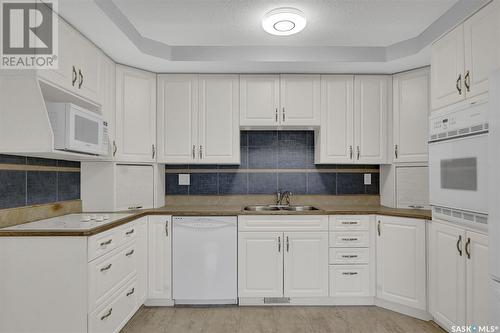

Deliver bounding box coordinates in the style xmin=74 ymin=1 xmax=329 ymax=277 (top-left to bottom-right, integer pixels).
xmin=157 ymin=74 xmax=198 ymax=163
xmin=429 ymin=221 xmax=466 ymax=328
xmin=148 ymin=216 xmax=172 ymax=300
xmin=376 ymin=216 xmax=426 ymax=310
xmin=280 ymin=75 xmax=320 ymax=126
xmin=115 ymin=65 xmax=156 ymax=162
xmin=393 ymin=69 xmax=429 ymax=163
xmin=99 ymin=54 xmax=115 ymax=159
xmin=464 ymin=1 xmax=500 ymax=99
xmin=115 ymin=164 xmax=154 ymax=211
xmin=431 ymin=25 xmax=465 ymax=110
xmin=199 ymin=75 xmax=240 ymax=164
xmin=75 ymin=35 xmax=100 ymax=104
xmin=466 ymin=231 xmax=489 ymax=326
xmin=240 ymin=75 xmax=280 ymax=126
xmin=135 ymin=217 xmax=148 ymax=305
xmin=284 ymin=232 xmax=328 ymax=297
xmin=354 ymin=76 xmax=388 ymax=164
xmin=395 ymin=166 xmax=429 ymax=209
xmin=238 ymin=232 xmax=283 ymax=298
xmin=317 ymin=75 xmax=354 ymax=164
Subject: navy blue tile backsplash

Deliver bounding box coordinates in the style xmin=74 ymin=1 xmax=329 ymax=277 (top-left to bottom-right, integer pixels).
xmin=0 ymin=155 xmax=81 ymax=210
xmin=166 ymin=131 xmax=379 ymax=196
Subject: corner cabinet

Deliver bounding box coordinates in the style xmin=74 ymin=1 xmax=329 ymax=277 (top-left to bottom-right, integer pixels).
xmin=157 ymin=74 xmax=240 ymax=164
xmin=375 ymin=216 xmax=427 ymax=315
xmin=429 ymin=221 xmax=489 ymax=330
xmin=392 ymin=68 xmax=430 ymax=163
xmin=115 ymin=65 xmax=157 ymax=163
xmin=431 ymin=1 xmax=500 ymax=110
xmin=239 ymin=74 xmax=320 ymax=127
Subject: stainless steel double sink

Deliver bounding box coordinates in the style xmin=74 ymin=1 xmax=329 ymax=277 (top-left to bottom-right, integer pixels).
xmin=243 ymin=205 xmax=319 ymax=212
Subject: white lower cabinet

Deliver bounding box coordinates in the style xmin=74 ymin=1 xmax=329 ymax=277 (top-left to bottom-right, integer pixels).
xmin=147 ymin=215 xmax=173 ymax=304
xmin=329 ymin=265 xmax=370 ymax=297
xmin=238 ymin=216 xmax=329 ymax=301
xmin=429 ymin=221 xmax=490 ymax=330
xmin=375 ymin=216 xmax=427 ymax=312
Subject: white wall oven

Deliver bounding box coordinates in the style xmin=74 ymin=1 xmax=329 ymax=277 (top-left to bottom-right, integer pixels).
xmin=429 ymin=100 xmax=489 ymax=227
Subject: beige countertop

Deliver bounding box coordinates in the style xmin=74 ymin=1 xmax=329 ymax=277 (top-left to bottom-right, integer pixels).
xmin=0 ymin=203 xmax=431 ymax=237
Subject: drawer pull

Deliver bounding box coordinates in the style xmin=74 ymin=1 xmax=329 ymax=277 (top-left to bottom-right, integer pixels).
xmin=342 ymin=272 xmax=359 ymax=276
xmin=125 ymin=249 xmax=135 ymax=257
xmin=125 ymin=229 xmax=135 ymax=235
xmin=126 ymin=288 xmax=135 ymax=297
xmin=341 ymin=221 xmax=358 ymax=225
xmin=341 ymin=238 xmax=359 ymax=241
xmin=100 ymin=239 xmax=112 ymax=246
xmin=341 ymin=255 xmax=358 ymax=258
xmin=100 ymin=264 xmax=112 ymax=272
xmin=100 ymin=308 xmax=112 ymax=321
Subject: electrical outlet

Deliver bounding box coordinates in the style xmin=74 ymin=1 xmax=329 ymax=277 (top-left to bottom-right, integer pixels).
xmin=364 ymin=173 xmax=372 ymax=185
xmin=179 ymin=174 xmax=190 ymax=186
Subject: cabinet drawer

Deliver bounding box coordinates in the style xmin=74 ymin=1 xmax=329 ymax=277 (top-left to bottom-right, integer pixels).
xmin=88 ymin=228 xmax=121 ymax=261
xmin=329 ymin=216 xmax=370 ymax=231
xmin=329 ymin=248 xmax=369 ymax=264
xmin=329 ymin=265 xmax=370 ymax=297
xmin=329 ymin=231 xmax=370 ymax=247
xmin=88 ymin=242 xmax=137 ymax=311
xmin=238 ymin=215 xmax=328 ymax=232
xmin=89 ymin=278 xmax=138 ymax=333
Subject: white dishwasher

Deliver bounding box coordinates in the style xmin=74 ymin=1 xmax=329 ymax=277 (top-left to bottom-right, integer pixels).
xmin=172 ymin=216 xmax=237 ymax=304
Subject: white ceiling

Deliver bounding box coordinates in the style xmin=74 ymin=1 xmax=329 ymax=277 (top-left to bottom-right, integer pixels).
xmin=57 ymin=0 xmax=489 ymax=73
xmin=115 ymin=0 xmax=457 ymax=47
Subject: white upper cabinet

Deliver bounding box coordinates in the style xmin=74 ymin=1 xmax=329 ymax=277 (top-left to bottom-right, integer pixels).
xmin=431 ymin=1 xmax=500 ymax=110
xmin=392 ymin=68 xmax=430 ymax=163
xmin=280 ymin=75 xmax=321 ymax=126
xmin=283 ymin=232 xmax=328 ymax=297
xmin=354 ymin=76 xmax=389 ymax=164
xmin=99 ymin=54 xmax=116 ymax=159
xmin=316 ymin=75 xmax=354 ymax=164
xmin=115 ymin=65 xmax=157 ymax=162
xmin=157 ymin=74 xmax=198 ymax=163
xmin=376 ymin=216 xmax=426 ymax=311
xmin=239 ymin=74 xmax=320 ymax=127
xmin=199 ymin=75 xmax=240 ymax=164
xmin=240 ymin=75 xmax=280 ymax=126
xmin=463 ymin=0 xmax=500 ymax=99
xmin=157 ymin=74 xmax=240 ymax=164
xmin=76 ymin=35 xmax=100 ymax=103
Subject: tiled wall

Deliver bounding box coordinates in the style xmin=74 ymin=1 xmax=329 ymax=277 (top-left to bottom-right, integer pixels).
xmin=0 ymin=155 xmax=81 ymax=210
xmin=166 ymin=131 xmax=379 ymax=196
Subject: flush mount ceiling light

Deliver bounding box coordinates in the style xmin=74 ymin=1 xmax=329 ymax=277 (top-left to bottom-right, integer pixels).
xmin=262 ymin=7 xmax=306 ymax=36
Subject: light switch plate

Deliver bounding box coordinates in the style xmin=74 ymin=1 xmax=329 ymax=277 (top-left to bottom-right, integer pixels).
xmin=179 ymin=174 xmax=190 ymax=186
xmin=364 ymin=173 xmax=372 ymax=185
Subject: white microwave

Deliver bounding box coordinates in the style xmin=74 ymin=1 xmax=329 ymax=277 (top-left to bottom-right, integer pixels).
xmin=428 ymin=100 xmax=489 ymax=225
xmin=47 ymin=103 xmax=109 ymax=155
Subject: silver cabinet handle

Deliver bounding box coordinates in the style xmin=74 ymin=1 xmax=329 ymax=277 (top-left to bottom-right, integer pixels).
xmin=456 ymin=74 xmax=462 ymax=95
xmin=341 ymin=237 xmax=359 ymax=241
xmin=152 ymin=144 xmax=156 ymax=159
xmin=457 ymin=235 xmax=463 ymax=256
xmin=100 ymin=264 xmax=112 ymax=272
xmin=341 ymin=221 xmax=358 ymax=225
xmin=126 ymin=288 xmax=135 ymax=297
xmin=465 ymin=237 xmax=471 ymax=259
xmin=125 ymin=249 xmax=135 ymax=257
xmin=409 ymin=205 xmax=424 ymax=209
xmin=78 ymin=69 xmax=84 ymax=89
xmin=199 ymin=145 xmax=203 ymax=159
xmin=72 ymin=66 xmax=77 ymax=86
xmin=464 ymin=71 xmax=470 ymax=92
xmin=342 ymin=272 xmax=359 ymax=276
xmin=282 ymin=107 xmax=285 ymax=122
xmin=275 ymin=108 xmax=278 ymax=123
xmin=286 ymin=236 xmax=289 ymax=252
xmin=113 ymin=141 xmax=117 ymax=157
xmin=100 ymin=239 xmax=112 ymax=246
xmin=377 ymin=220 xmax=381 ymax=236
xmin=349 ymin=145 xmax=353 ymax=160
xmin=394 ymin=145 xmax=399 ymax=159
xmin=125 ymin=229 xmax=135 ymax=235
xmin=128 ymin=205 xmax=143 ymax=210
xmin=100 ymin=308 xmax=112 ymax=321
xmin=192 ymin=145 xmax=196 ymax=159
xmin=357 ymin=146 xmax=360 ymax=160
xmin=341 ymin=255 xmax=358 ymax=258
xmin=165 ymin=220 xmax=169 ymax=237
xmin=278 ymin=236 xmax=281 ymax=252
